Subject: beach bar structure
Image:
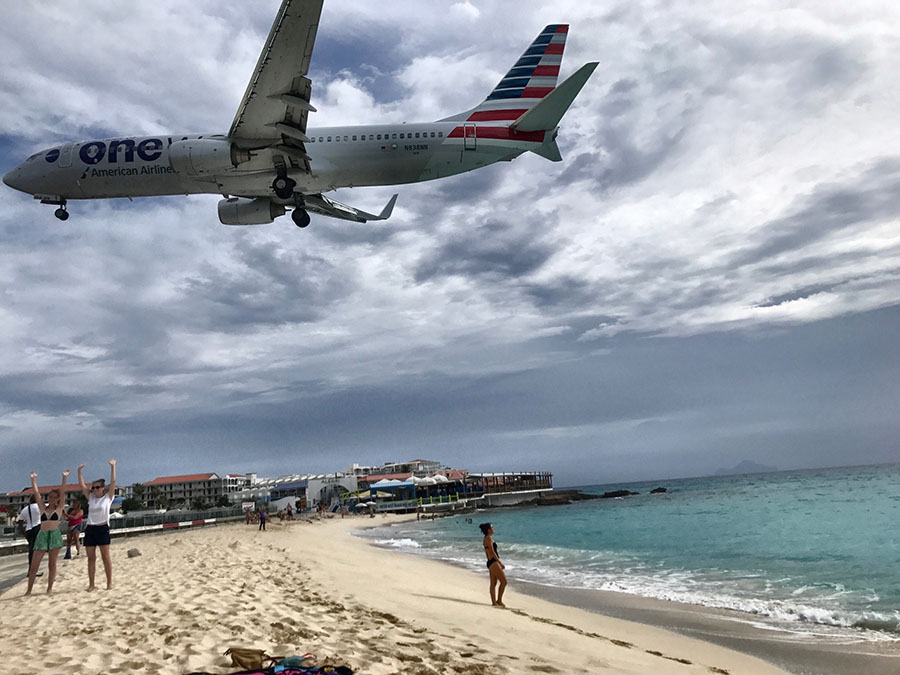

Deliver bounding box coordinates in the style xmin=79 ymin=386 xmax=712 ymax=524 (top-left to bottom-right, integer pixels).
xmin=363 ymin=471 xmax=553 ymax=512
xmin=468 ymin=472 xmax=554 ymax=507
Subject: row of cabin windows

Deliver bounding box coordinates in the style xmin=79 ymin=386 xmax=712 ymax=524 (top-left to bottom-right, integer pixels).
xmin=309 ymin=131 xmax=443 ymax=143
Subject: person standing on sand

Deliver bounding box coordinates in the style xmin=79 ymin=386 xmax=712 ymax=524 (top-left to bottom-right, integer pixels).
xmin=480 ymin=522 xmax=507 ymax=607
xmin=17 ymin=495 xmax=42 ymax=574
xmin=78 ymin=459 xmax=116 ymax=591
xmin=25 ymin=470 xmax=68 ymax=595
xmin=258 ymin=507 xmax=267 ymax=531
xmin=64 ymin=500 xmax=83 ymax=558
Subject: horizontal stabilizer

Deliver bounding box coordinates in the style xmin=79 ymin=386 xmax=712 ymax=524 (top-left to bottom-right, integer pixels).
xmin=303 ymin=192 xmax=398 ymax=223
xmin=511 ymin=62 xmax=598 ymax=132
xmin=531 ymin=137 xmax=563 ymax=162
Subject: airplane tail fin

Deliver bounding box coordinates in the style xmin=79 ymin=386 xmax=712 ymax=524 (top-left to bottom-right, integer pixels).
xmin=440 ymin=25 xmax=570 ymax=124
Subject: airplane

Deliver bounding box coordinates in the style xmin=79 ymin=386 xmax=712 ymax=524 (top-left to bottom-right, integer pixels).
xmin=3 ymin=0 xmax=597 ymax=229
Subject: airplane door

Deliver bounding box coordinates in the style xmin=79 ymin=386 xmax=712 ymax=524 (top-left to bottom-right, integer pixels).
xmin=58 ymin=143 xmax=74 ymax=168
xmin=463 ymin=124 xmax=476 ymax=151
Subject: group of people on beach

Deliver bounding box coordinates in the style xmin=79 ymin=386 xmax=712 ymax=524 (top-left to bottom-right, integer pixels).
xmin=20 ymin=459 xmax=117 ymax=595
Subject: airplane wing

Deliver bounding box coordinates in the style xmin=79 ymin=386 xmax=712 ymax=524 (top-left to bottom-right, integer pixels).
xmin=228 ymin=0 xmax=324 ymax=172
xmin=303 ymin=193 xmax=399 ymax=223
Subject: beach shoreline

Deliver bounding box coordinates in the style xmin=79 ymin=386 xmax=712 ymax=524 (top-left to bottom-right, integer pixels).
xmin=358 ymin=517 xmax=900 ymax=675
xmin=0 ymin=515 xmax=829 ymax=674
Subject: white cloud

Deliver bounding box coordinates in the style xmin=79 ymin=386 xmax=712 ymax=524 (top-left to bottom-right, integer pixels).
xmin=0 ymin=1 xmax=898 ymax=485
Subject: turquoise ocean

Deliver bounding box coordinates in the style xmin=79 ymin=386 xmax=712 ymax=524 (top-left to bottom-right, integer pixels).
xmin=358 ymin=464 xmax=900 ymax=642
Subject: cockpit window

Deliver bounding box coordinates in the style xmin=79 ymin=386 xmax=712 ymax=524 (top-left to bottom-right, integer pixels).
xmin=27 ymin=152 xmax=41 ymax=161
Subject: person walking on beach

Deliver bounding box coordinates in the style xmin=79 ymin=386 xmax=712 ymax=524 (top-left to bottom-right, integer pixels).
xmin=25 ymin=470 xmax=68 ymax=595
xmin=17 ymin=495 xmax=42 ymax=575
xmin=258 ymin=507 xmax=267 ymax=531
xmin=78 ymin=459 xmax=116 ymax=591
xmin=480 ymin=522 xmax=507 ymax=607
xmin=64 ymin=500 xmax=84 ymax=558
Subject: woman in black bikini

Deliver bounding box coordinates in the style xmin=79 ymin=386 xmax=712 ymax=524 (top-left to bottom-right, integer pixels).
xmin=480 ymin=522 xmax=507 ymax=607
xmin=25 ymin=470 xmax=68 ymax=595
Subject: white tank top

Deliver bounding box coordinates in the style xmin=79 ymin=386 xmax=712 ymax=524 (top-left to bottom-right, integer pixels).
xmin=87 ymin=493 xmax=111 ymax=525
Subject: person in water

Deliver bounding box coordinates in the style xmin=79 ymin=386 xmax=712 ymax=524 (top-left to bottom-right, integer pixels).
xmin=78 ymin=459 xmax=116 ymax=591
xmin=25 ymin=470 xmax=69 ymax=595
xmin=480 ymin=522 xmax=507 ymax=607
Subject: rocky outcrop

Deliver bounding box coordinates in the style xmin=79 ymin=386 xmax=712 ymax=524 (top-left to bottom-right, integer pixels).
xmin=537 ymin=490 xmax=603 ymax=506
xmin=598 ymin=490 xmax=639 ymax=499
xmin=650 ymin=487 xmax=667 ymax=494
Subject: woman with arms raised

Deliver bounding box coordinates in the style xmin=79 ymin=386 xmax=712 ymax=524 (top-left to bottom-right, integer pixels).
xmin=24 ymin=470 xmax=68 ymax=595
xmin=78 ymin=459 xmax=116 ymax=591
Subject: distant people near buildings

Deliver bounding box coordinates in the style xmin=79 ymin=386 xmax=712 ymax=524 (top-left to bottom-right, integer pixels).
xmin=258 ymin=507 xmax=267 ymax=531
xmin=480 ymin=522 xmax=507 ymax=607
xmin=65 ymin=500 xmax=84 ymax=558
xmin=25 ymin=470 xmax=68 ymax=595
xmin=245 ymin=508 xmax=252 ymax=525
xmin=78 ymin=459 xmax=116 ymax=591
xmin=285 ymin=503 xmax=292 ymax=520
xmin=17 ymin=494 xmax=42 ymax=576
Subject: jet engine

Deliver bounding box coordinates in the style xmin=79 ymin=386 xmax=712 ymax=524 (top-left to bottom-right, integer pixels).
xmin=169 ymin=139 xmax=253 ymax=176
xmin=217 ymin=197 xmax=285 ymax=225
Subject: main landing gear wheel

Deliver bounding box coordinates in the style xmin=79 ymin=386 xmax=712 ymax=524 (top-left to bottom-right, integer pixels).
xmin=273 ymin=175 xmax=296 ymax=200
xmin=54 ymin=207 xmax=69 ymax=221
xmin=292 ymin=208 xmax=310 ymax=228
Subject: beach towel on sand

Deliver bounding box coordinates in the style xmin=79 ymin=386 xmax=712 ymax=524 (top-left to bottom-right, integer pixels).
xmin=190 ymin=668 xmax=352 ymax=675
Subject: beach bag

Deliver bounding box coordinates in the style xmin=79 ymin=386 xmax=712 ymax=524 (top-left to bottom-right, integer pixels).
xmin=224 ymin=647 xmax=281 ymax=670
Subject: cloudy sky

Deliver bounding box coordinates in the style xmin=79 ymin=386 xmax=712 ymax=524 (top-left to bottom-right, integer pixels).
xmin=1 ymin=0 xmax=898 ymax=492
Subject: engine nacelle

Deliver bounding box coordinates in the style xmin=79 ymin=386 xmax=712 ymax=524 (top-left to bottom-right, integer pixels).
xmin=169 ymin=138 xmax=252 ymax=176
xmin=217 ymin=197 xmax=285 ymax=225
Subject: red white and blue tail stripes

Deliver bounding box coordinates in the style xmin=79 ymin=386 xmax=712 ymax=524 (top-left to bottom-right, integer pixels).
xmin=469 ymin=24 xmax=568 ymax=123
xmin=446 ymin=25 xmax=568 ymax=146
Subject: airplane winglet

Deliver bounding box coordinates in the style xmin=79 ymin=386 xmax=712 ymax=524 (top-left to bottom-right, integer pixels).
xmin=376 ymin=193 xmax=399 ymax=220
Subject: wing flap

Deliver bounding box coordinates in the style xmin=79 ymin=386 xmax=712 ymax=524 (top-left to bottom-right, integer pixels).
xmin=303 ymin=193 xmax=399 ymax=223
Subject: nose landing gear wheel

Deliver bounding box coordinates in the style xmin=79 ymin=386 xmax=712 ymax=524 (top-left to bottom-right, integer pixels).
xmin=292 ymin=208 xmax=310 ymax=228
xmin=273 ymin=175 xmax=296 ymax=200
xmin=54 ymin=207 xmax=69 ymax=221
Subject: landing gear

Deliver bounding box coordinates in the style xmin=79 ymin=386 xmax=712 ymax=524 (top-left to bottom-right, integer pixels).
xmin=273 ymin=175 xmax=296 ymax=200
xmin=54 ymin=202 xmax=69 ymax=221
xmin=292 ymin=208 xmax=310 ymax=228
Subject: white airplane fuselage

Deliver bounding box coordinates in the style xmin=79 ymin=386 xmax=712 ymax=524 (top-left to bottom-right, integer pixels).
xmin=3 ymin=7 xmax=595 ymax=227
xmin=6 ymin=121 xmax=547 ymax=203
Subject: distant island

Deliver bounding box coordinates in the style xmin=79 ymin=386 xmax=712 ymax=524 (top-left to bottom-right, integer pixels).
xmin=714 ymin=460 xmax=778 ymax=477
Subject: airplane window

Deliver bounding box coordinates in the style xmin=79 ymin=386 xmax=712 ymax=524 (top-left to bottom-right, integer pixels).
xmin=415 ymin=133 xmax=420 ymax=138
xmin=319 ymin=137 xmax=324 ymax=142
xmin=327 ymin=136 xmax=332 ymax=142
xmin=431 ymin=132 xmax=436 ymax=138
xmin=352 ymin=135 xmax=357 ymax=141
xmin=336 ymin=136 xmax=340 ymax=142
xmin=344 ymin=136 xmax=348 ymax=141
xmin=438 ymin=132 xmax=443 ymax=138
xmin=399 ymin=133 xmax=404 ymax=139
xmin=377 ymin=134 xmax=382 ymax=140
xmin=392 ymin=133 xmax=397 ymax=139
xmin=369 ymin=134 xmax=374 ymax=140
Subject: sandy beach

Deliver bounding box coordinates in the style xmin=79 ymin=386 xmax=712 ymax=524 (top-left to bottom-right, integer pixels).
xmin=0 ymin=515 xmax=791 ymax=674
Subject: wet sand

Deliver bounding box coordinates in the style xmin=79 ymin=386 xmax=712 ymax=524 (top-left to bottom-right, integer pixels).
xmin=517 ymin=581 xmax=900 ymax=675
